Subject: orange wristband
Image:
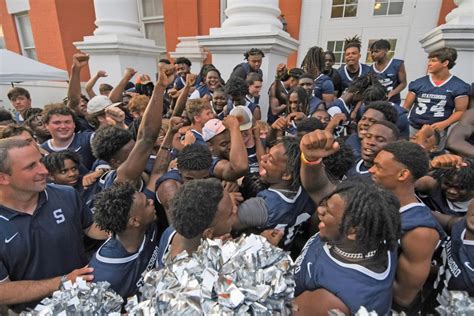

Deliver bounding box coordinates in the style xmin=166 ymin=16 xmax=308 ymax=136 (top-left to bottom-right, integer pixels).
xmin=301 ymin=152 xmax=322 ymax=165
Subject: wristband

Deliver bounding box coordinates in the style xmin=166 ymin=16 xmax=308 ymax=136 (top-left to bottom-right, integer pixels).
xmin=301 ymin=152 xmax=322 ymax=165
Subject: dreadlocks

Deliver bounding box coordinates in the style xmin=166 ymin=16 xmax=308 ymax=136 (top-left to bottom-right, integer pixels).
xmin=275 ymin=136 xmax=301 ymax=191
xmin=344 ymin=35 xmax=362 ymax=52
xmin=301 ymin=46 xmax=325 ymax=77
xmin=330 ymin=180 xmax=401 ymax=254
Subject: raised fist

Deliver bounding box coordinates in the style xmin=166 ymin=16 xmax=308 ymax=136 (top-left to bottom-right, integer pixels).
xmin=300 ymin=129 xmax=340 ymax=162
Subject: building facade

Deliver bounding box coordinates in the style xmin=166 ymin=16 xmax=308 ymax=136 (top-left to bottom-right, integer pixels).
xmin=0 ymin=0 xmax=465 ymax=108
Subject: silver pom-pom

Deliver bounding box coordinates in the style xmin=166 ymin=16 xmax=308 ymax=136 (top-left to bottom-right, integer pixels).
xmin=21 ymin=277 xmax=123 ymax=315
xmin=128 ymin=234 xmax=295 ymax=315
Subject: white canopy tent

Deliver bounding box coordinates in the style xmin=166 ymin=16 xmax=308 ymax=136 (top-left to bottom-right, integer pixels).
xmin=0 ymin=49 xmax=68 ymax=83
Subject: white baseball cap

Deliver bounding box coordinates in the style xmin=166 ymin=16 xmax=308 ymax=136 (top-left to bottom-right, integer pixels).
xmin=87 ymin=95 xmax=121 ymax=114
xmin=229 ymin=106 xmax=253 ymax=131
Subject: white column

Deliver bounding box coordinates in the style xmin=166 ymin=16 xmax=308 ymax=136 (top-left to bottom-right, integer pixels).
xmin=169 ymin=37 xmax=208 ymax=73
xmin=197 ymin=0 xmax=299 ymax=121
xmin=74 ymin=0 xmax=164 ymax=85
xmin=420 ymin=0 xmax=474 ymax=84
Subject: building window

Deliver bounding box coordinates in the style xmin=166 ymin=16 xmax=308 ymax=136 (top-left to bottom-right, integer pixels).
xmin=331 ymin=0 xmax=358 ymax=18
xmin=14 ymin=13 xmax=37 ymax=60
xmin=139 ymin=0 xmax=166 ymax=59
xmin=373 ymin=0 xmax=404 ymax=16
xmin=327 ymin=40 xmax=346 ymax=65
xmin=366 ymin=39 xmax=398 ymax=63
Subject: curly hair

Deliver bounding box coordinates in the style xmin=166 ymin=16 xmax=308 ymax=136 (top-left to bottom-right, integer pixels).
xmin=240 ymin=173 xmax=269 ymax=200
xmin=175 ymin=57 xmax=192 ymax=67
xmin=170 ymin=178 xmax=224 ymax=239
xmin=296 ymin=117 xmax=325 ymax=134
xmin=274 ymin=136 xmax=301 ymax=191
xmin=434 ymin=159 xmax=474 ymax=192
xmin=186 ymin=99 xmax=212 ymax=123
xmin=127 ymin=94 xmax=150 ymax=115
xmin=329 ymin=180 xmax=401 ymax=254
xmin=347 ymin=73 xmax=380 ymax=95
xmin=177 ymin=144 xmax=212 ymax=171
xmin=244 ymin=48 xmax=265 ymax=59
xmin=224 ymin=76 xmax=248 ymax=99
xmin=91 ymin=125 xmax=132 ymax=163
xmin=93 ymin=182 xmax=136 ymax=233
xmin=382 ymin=141 xmax=429 ymax=181
xmin=364 ymin=101 xmax=399 ymax=124
xmin=344 ymin=35 xmax=362 ymax=52
xmin=42 ymin=150 xmax=81 ymax=174
xmin=301 ymin=46 xmax=325 ymax=76
xmin=370 ymin=39 xmax=391 ymax=51
xmin=323 ymin=140 xmax=355 ymax=181
xmin=362 ymin=82 xmax=388 ymax=103
xmin=0 ymin=124 xmax=34 ymax=140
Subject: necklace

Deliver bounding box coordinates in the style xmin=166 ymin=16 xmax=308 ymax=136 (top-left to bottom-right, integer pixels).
xmin=330 ymin=245 xmax=377 ymax=260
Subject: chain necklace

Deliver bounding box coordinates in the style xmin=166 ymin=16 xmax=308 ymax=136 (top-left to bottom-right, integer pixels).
xmin=330 ymin=245 xmax=377 ymax=260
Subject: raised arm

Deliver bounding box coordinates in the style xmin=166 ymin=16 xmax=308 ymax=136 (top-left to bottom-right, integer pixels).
xmin=116 ymin=65 xmax=174 ymax=183
xmin=173 ymin=73 xmax=196 ymax=117
xmin=146 ymin=116 xmax=184 ymax=192
xmin=85 ymin=70 xmax=107 ymax=99
xmin=446 ymin=108 xmax=474 ymax=158
xmin=108 ymin=68 xmax=137 ymax=103
xmin=213 ymin=115 xmax=249 ymax=181
xmin=67 ymin=53 xmax=89 ymax=112
xmin=299 ymin=130 xmax=339 ymax=205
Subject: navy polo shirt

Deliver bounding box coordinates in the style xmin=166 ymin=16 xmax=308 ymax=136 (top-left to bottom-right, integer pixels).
xmin=0 ymin=184 xmax=93 ymax=311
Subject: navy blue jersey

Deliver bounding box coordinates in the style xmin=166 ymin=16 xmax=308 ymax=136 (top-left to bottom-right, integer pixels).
xmin=41 ymin=132 xmax=95 ymax=172
xmin=144 ymin=155 xmax=156 ymax=175
xmin=231 ymin=62 xmax=263 ymax=81
xmin=225 ymin=98 xmax=259 ymax=117
xmin=370 ymin=59 xmax=404 ymax=104
xmin=100 ymin=170 xmax=145 ymax=192
xmin=156 ymin=226 xmax=176 ymax=269
xmin=326 ymin=97 xmax=352 ymax=118
xmin=191 ymin=129 xmax=206 ymax=146
xmin=407 ymin=75 xmax=470 ymax=129
xmin=247 ymin=146 xmax=259 ymax=174
xmin=294 ymin=233 xmax=396 ymax=314
xmin=345 ymin=134 xmax=361 ymax=161
xmin=435 ymin=219 xmax=474 ymax=297
xmin=346 ymin=159 xmax=372 ymax=182
xmin=257 ymin=187 xmax=315 ymax=249
xmin=89 ymin=223 xmax=160 ymax=299
xmin=173 ymin=76 xmax=186 ymax=91
xmin=155 ymin=169 xmax=183 ymax=189
xmin=209 ymin=156 xmax=222 ymax=178
xmin=314 ymin=74 xmax=335 ymax=99
xmin=420 ymin=186 xmax=470 ymax=217
xmin=91 ymin=159 xmax=110 ymax=171
xmin=0 ymin=184 xmax=92 ymax=311
xmin=399 ymin=202 xmax=446 ymax=239
xmin=337 ymin=63 xmax=371 ymax=92
xmin=307 ymin=96 xmax=323 ymax=116
xmin=76 ymin=116 xmax=95 ymax=132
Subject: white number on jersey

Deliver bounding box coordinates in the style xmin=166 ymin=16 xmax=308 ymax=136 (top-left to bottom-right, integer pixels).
xmin=415 ymin=98 xmax=446 ymax=117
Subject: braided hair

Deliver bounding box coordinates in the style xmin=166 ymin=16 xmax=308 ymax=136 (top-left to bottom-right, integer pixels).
xmin=301 ymin=46 xmax=325 ymax=77
xmin=288 ymin=86 xmax=309 ymax=114
xmin=362 ymin=82 xmax=388 ymax=103
xmin=330 ymin=180 xmax=401 ymax=254
xmin=275 ymin=136 xmax=301 ymax=191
